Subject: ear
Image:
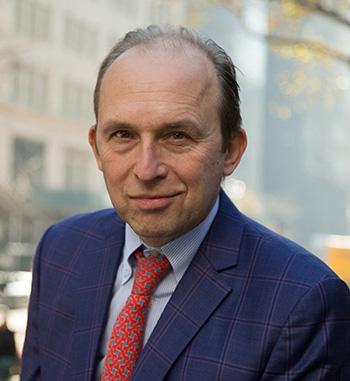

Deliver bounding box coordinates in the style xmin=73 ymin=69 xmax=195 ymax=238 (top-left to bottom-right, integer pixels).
xmin=223 ymin=128 xmax=247 ymax=176
xmin=88 ymin=125 xmax=103 ymax=171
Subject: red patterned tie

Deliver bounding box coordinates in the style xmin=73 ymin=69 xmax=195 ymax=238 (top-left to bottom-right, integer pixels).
xmin=102 ymin=249 xmax=171 ymax=381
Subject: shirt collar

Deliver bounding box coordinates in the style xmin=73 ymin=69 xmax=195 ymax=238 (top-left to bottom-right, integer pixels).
xmin=124 ymin=196 xmax=219 ymax=283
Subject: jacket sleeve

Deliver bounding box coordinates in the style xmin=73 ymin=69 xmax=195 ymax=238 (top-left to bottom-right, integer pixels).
xmin=262 ymin=276 xmax=350 ymax=380
xmin=20 ymin=230 xmax=50 ymax=380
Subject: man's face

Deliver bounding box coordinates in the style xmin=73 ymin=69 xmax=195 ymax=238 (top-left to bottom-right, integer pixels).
xmin=89 ymin=45 xmax=245 ymax=247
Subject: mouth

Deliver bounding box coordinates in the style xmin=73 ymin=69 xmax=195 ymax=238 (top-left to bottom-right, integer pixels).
xmin=129 ymin=193 xmax=180 ymax=210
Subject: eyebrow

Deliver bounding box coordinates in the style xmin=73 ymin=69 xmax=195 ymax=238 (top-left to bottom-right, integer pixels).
xmin=100 ymin=121 xmax=133 ymax=137
xmin=100 ymin=119 xmax=201 ymax=136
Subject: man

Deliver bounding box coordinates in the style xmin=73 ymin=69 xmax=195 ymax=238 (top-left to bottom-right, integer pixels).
xmin=21 ymin=25 xmax=350 ymax=380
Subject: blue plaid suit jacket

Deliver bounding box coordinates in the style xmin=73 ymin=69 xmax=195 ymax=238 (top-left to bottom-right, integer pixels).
xmin=21 ymin=190 xmax=350 ymax=380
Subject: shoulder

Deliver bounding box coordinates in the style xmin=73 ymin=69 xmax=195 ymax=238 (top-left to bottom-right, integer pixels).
xmin=53 ymin=208 xmax=122 ymax=234
xmin=243 ymin=213 xmax=337 ymax=282
xmin=37 ymin=208 xmax=125 ymax=252
xmin=30 ymin=209 xmax=125 ymax=277
xmin=217 ymin=190 xmax=339 ymax=284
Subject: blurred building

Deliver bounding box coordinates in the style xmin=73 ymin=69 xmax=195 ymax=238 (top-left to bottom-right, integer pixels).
xmin=261 ymin=5 xmax=350 ymax=250
xmin=197 ymin=2 xmax=350 ymax=255
xmin=0 ymin=0 xmax=186 ymax=290
xmin=198 ymin=4 xmax=267 ymax=225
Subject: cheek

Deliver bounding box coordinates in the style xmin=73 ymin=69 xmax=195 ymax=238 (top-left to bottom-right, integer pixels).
xmin=100 ymin=154 xmax=130 ymax=188
xmin=174 ymin=148 xmax=225 ymax=186
xmin=194 ymin=144 xmax=225 ymax=171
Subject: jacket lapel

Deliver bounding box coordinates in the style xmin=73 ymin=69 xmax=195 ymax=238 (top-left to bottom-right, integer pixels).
xmin=71 ymin=214 xmax=125 ymax=380
xmin=131 ymin=191 xmax=244 ymax=380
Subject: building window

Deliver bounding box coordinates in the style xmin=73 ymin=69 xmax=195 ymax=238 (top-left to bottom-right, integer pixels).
xmin=13 ymin=138 xmax=44 ymax=187
xmin=0 ymin=215 xmax=8 ymax=251
xmin=109 ymin=0 xmax=137 ymax=15
xmin=62 ymin=80 xmax=92 ymax=122
xmin=150 ymin=1 xmax=169 ymax=24
xmin=11 ymin=64 xmax=49 ymax=111
xmin=64 ymin=16 xmax=98 ymax=57
xmin=64 ymin=149 xmax=90 ymax=191
xmin=20 ymin=215 xmax=36 ymax=243
xmin=14 ymin=0 xmax=51 ymax=41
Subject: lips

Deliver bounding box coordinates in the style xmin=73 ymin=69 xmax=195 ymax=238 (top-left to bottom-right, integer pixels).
xmin=129 ymin=193 xmax=180 ymax=209
xmin=131 ymin=194 xmax=176 ymax=199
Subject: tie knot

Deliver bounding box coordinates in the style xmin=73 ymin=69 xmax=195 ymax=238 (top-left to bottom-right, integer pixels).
xmin=132 ymin=250 xmax=171 ymax=296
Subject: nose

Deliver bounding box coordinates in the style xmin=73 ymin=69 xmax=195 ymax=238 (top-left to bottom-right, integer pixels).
xmin=133 ymin=142 xmax=167 ymax=181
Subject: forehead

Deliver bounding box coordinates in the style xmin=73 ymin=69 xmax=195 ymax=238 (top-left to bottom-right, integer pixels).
xmin=99 ymin=44 xmax=219 ymax=113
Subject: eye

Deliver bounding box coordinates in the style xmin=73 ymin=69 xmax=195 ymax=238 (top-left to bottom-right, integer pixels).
xmin=114 ymin=130 xmax=132 ymax=139
xmin=171 ymin=132 xmax=186 ymax=140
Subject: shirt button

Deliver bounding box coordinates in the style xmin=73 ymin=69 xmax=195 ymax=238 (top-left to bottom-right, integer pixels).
xmin=149 ymin=300 xmax=157 ymax=308
xmin=149 ymin=250 xmax=160 ymax=258
xmin=124 ymin=270 xmax=130 ymax=278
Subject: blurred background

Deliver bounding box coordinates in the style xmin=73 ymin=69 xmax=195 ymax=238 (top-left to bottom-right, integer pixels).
xmin=0 ymin=0 xmax=349 ymax=378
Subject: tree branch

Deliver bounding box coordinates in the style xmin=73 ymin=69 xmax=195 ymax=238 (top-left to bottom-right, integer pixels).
xmin=293 ymin=0 xmax=350 ymax=28
xmin=266 ymin=33 xmax=350 ymax=65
